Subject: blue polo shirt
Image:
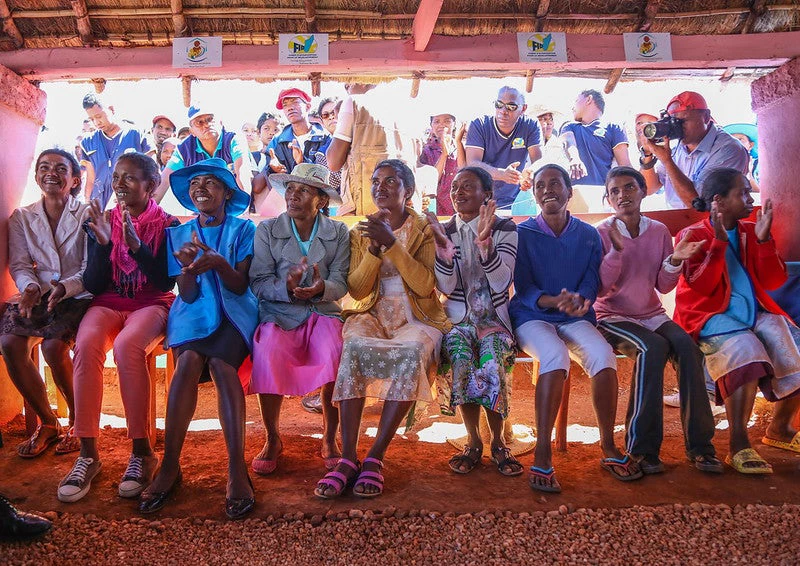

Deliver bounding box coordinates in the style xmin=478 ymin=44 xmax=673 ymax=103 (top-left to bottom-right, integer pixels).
xmin=560 ymin=120 xmax=627 ymax=186
xmin=465 ymin=115 xmax=541 ymax=209
xmin=656 ymin=125 xmax=749 ymax=209
xmin=81 ymin=126 xmax=152 ymax=207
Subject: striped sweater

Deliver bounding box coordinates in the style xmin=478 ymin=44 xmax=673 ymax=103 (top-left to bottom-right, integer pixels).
xmin=434 ymin=216 xmax=518 ymax=333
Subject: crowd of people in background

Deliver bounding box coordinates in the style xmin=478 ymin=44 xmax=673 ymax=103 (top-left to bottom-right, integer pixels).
xmin=2 ymin=83 xmax=798 ymax=528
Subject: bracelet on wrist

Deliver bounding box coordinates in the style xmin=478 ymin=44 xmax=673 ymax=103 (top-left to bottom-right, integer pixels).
xmin=639 ymin=154 xmax=657 ymax=170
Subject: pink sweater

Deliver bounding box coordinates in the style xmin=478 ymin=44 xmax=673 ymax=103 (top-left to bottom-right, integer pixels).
xmin=595 ymin=217 xmax=680 ymax=321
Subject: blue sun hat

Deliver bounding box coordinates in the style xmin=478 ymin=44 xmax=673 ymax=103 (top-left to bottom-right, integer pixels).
xmin=170 ymin=158 xmax=250 ymax=216
xmin=722 ymin=123 xmax=758 ymax=159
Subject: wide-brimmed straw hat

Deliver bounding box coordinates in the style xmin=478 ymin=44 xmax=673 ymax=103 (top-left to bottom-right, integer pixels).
xmin=269 ymin=163 xmax=342 ymax=205
xmin=170 ymin=157 xmax=250 ymax=216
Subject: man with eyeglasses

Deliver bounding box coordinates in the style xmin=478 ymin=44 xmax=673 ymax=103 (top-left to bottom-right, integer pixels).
xmin=561 ymin=89 xmax=631 ymax=187
xmin=464 ymin=86 xmax=543 ymax=211
xmin=153 ymin=104 xmax=252 ymax=204
xmin=265 ymin=88 xmax=330 ymax=175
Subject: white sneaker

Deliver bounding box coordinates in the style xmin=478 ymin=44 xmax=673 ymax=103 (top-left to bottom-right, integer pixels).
xmin=663 ymin=392 xmax=680 ymax=407
xmin=58 ymin=457 xmax=101 ymax=503
xmin=119 ymin=454 xmax=158 ymax=498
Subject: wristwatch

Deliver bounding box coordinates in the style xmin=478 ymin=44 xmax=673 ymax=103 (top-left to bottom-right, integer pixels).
xmin=639 ymin=152 xmax=657 ymax=170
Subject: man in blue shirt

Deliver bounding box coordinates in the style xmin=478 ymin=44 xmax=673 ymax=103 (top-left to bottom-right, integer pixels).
xmin=465 ymin=86 xmax=542 ymax=210
xmin=561 ymin=89 xmax=630 ymax=186
xmin=80 ymin=93 xmax=152 ymax=208
xmin=154 ymin=105 xmax=251 ymax=203
xmin=640 ymin=91 xmax=749 ymax=209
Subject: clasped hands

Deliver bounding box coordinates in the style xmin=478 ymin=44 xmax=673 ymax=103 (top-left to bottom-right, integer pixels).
xmin=357 ymin=209 xmax=396 ymax=257
xmin=173 ymin=231 xmax=225 ymax=276
xmin=286 ymin=257 xmax=325 ymax=300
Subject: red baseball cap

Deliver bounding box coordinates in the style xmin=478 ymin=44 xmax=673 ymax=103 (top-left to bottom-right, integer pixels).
xmin=152 ymin=114 xmax=177 ymax=129
xmin=276 ymin=88 xmax=311 ymax=110
xmin=666 ymin=92 xmax=709 ymax=115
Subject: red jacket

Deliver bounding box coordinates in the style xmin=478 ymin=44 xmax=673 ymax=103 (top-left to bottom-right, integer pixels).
xmin=674 ymin=218 xmax=789 ymax=340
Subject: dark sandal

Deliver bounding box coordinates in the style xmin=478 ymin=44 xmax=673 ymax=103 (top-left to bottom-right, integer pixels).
xmin=353 ymin=457 xmax=384 ymax=498
xmin=225 ymin=475 xmax=255 ymax=520
xmin=632 ymin=454 xmax=665 ymax=475
xmin=55 ymin=427 xmax=80 ymax=455
xmin=690 ymin=453 xmax=724 ymax=474
xmin=17 ymin=424 xmax=61 ymax=459
xmin=490 ymin=446 xmax=524 ymax=477
xmin=529 ymin=466 xmax=562 ymax=493
xmin=448 ymin=446 xmax=482 ymax=474
xmin=600 ymin=455 xmax=644 ymax=482
xmin=314 ymin=458 xmax=359 ymax=499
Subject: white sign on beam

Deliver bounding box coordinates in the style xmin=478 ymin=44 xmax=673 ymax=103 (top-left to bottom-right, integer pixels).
xmin=172 ymin=37 xmax=223 ymax=68
xmin=517 ymin=32 xmax=568 ymax=63
xmin=279 ymin=34 xmax=329 ymax=65
xmin=623 ymin=32 xmax=673 ymax=63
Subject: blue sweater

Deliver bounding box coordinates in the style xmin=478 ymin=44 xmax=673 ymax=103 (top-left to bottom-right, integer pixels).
xmin=510 ymin=214 xmax=602 ymax=327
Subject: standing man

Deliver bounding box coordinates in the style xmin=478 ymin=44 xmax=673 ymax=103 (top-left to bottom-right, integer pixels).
xmin=154 ymin=105 xmax=252 ymax=203
xmin=640 ymin=92 xmax=749 ymax=209
xmin=80 ymin=93 xmax=152 ymax=207
xmin=464 ymin=86 xmax=543 ymax=211
xmin=561 ymin=89 xmax=631 ymax=186
xmin=151 ymin=114 xmax=177 ymax=169
xmin=266 ymin=88 xmax=330 ymax=174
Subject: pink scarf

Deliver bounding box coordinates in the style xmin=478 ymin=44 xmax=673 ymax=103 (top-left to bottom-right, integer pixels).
xmin=109 ymin=199 xmax=172 ymax=296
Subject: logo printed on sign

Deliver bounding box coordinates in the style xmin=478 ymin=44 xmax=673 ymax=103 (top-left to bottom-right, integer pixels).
xmin=172 ymin=36 xmax=222 ymax=68
xmin=637 ymin=35 xmax=657 ymax=58
xmin=512 ymin=137 xmax=526 ymax=149
xmin=289 ymin=35 xmax=318 ymax=54
xmin=516 ymin=32 xmax=568 ymax=63
xmin=623 ymin=32 xmax=672 ymax=63
xmin=278 ymin=33 xmax=329 ymax=65
xmin=527 ymin=33 xmax=555 ymax=53
xmin=187 ymin=39 xmax=208 ymax=62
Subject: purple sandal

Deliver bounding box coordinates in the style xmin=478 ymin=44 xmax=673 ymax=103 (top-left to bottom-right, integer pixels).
xmin=314 ymin=458 xmax=359 ymax=499
xmin=353 ymin=457 xmax=385 ymax=498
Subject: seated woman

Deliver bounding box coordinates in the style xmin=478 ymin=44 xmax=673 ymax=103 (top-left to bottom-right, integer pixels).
xmin=511 ymin=164 xmax=642 ymax=493
xmin=1 ymin=149 xmax=91 ymax=458
xmin=247 ymin=163 xmax=349 ymax=475
xmin=315 ymin=159 xmax=451 ymax=499
xmin=595 ymin=167 xmax=722 ymax=474
xmin=426 ymin=167 xmax=521 ymax=476
xmin=58 ymin=153 xmax=179 ymax=503
xmin=674 ymin=167 xmax=800 ymax=475
xmin=138 ymin=158 xmax=258 ymax=520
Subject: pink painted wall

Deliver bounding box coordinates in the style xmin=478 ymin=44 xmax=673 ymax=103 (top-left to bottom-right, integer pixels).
xmin=752 ymin=57 xmax=800 ymax=261
xmin=0 ymin=64 xmax=46 ymax=424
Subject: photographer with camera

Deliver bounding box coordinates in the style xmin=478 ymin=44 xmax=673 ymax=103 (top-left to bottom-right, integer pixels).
xmin=639 ymin=92 xmax=749 ymax=209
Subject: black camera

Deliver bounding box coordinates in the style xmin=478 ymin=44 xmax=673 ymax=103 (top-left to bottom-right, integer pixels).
xmin=643 ymin=110 xmax=684 ymax=142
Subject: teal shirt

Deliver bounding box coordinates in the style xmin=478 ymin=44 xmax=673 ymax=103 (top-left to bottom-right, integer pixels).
xmin=290 ymin=216 xmax=320 ymax=257
xmin=700 ymin=226 xmax=758 ymax=338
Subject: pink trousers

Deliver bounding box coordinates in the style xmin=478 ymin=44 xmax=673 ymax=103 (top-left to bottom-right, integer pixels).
xmin=73 ymin=305 xmax=169 ymax=439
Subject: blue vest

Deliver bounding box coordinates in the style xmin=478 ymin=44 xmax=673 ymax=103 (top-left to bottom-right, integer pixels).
xmin=177 ymin=129 xmax=236 ymax=167
xmin=165 ymin=216 xmax=258 ymax=349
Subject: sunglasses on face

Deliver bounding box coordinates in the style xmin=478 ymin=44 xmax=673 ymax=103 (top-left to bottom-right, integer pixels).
xmin=494 ymin=100 xmax=519 ymax=112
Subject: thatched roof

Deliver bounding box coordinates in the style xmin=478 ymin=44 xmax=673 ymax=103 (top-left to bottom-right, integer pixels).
xmin=1 ymin=1 xmax=798 ymax=50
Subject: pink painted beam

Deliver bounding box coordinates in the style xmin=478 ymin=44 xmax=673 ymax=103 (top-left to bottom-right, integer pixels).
xmin=0 ymin=32 xmax=797 ymax=81
xmin=412 ymin=0 xmax=444 ymax=52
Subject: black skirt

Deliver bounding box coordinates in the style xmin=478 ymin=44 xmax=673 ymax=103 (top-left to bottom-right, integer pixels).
xmin=174 ymin=318 xmax=250 ymax=383
xmin=1 ymin=295 xmax=92 ymax=344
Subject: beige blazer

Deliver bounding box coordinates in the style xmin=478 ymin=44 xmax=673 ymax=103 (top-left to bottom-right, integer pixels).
xmin=7 ymin=196 xmax=91 ymax=300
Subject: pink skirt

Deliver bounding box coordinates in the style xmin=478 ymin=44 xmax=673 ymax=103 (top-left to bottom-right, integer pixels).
xmin=249 ymin=313 xmax=343 ymax=396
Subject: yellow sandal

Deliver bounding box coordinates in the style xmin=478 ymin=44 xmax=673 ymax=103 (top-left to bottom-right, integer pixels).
xmin=725 ymin=448 xmax=773 ymax=475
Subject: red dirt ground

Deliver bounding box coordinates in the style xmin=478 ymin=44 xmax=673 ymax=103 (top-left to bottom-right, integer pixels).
xmin=2 ymin=359 xmax=800 ymax=521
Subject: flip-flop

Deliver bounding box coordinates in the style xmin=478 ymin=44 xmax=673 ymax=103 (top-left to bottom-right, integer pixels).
xmin=726 ymin=448 xmax=773 ymax=475
xmin=315 ymin=458 xmax=360 ymax=499
xmin=353 ymin=457 xmax=384 ymax=498
xmin=17 ymin=424 xmax=61 ymax=459
xmin=528 ymin=466 xmax=562 ymax=493
xmin=761 ymin=432 xmax=800 ymax=454
xmin=600 ymin=455 xmax=644 ymax=482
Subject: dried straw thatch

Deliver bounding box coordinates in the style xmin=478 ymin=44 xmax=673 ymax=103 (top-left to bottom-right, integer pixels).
xmin=1 ymin=0 xmax=797 ymax=50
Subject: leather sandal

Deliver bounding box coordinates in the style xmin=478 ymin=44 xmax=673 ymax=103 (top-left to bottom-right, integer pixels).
xmin=17 ymin=424 xmax=61 ymax=459
xmin=490 ymin=446 xmax=524 ymax=477
xmin=448 ymin=446 xmax=482 ymax=474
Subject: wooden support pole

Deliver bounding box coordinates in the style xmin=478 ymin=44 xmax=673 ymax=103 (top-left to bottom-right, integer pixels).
xmin=411 ymin=0 xmax=444 ymax=52
xmin=741 ymin=0 xmax=768 ymax=34
xmin=91 ymin=78 xmax=106 ymax=93
xmin=304 ymin=0 xmax=317 ymax=33
xmin=309 ymin=72 xmax=321 ymax=97
xmin=182 ymin=75 xmax=193 ymax=108
xmin=604 ymin=68 xmax=624 ymax=94
xmin=638 ymin=0 xmax=662 ymax=32
xmin=525 ymin=70 xmax=535 ymax=93
xmin=170 ymin=0 xmax=187 ymax=37
xmin=69 ymin=0 xmax=94 ymax=45
xmin=0 ymin=0 xmax=24 ymax=49
xmin=410 ymin=72 xmax=423 ymax=98
xmin=535 ymin=0 xmax=551 ymax=32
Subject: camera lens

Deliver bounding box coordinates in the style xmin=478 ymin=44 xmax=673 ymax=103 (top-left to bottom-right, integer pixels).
xmin=643 ymin=123 xmax=658 ymax=140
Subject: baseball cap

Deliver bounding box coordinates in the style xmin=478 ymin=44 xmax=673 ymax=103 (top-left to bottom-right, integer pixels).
xmin=152 ymin=114 xmax=177 ymax=129
xmin=666 ymin=92 xmax=709 ymax=115
xmin=276 ymin=88 xmax=311 ymax=110
xmin=187 ymin=105 xmax=213 ymax=122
